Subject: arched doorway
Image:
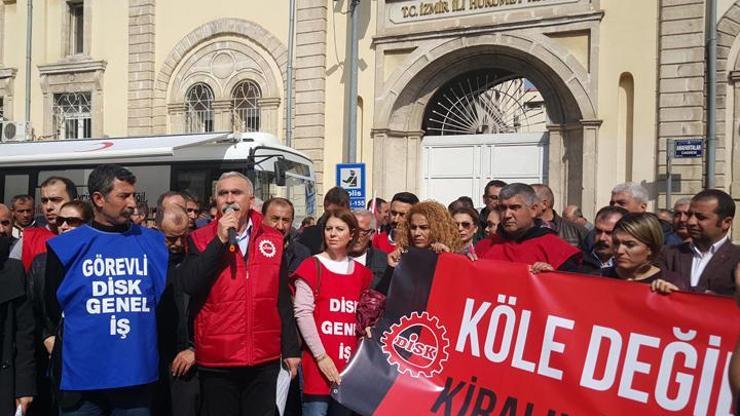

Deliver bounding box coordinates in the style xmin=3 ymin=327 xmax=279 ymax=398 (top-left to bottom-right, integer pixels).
xmin=420 ymin=70 xmax=549 ymax=206
xmin=373 ymin=33 xmax=598 ymax=214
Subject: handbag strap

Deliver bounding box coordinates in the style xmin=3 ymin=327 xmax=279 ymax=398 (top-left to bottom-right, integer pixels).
xmin=313 ymin=256 xmax=322 ymax=294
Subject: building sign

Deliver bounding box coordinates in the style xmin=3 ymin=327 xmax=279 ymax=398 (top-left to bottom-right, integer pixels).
xmin=387 ymin=0 xmax=579 ymax=24
xmin=336 ymin=163 xmax=366 ymax=209
xmin=673 ymin=138 xmax=704 ymax=159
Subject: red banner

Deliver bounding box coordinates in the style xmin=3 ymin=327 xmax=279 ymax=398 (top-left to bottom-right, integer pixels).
xmin=334 ymin=249 xmax=740 ymax=415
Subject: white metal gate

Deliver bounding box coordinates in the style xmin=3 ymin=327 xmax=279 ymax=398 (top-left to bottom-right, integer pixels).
xmin=421 ymin=133 xmax=548 ymax=207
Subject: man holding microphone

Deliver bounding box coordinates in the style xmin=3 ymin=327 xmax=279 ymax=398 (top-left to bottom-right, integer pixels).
xmin=179 ymin=172 xmax=300 ymax=416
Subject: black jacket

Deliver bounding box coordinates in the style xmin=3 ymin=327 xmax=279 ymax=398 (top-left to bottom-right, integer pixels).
xmin=361 ymin=247 xmax=388 ymax=289
xmin=297 ymin=214 xmax=328 ymax=255
xmin=0 ymin=237 xmax=36 ymax=415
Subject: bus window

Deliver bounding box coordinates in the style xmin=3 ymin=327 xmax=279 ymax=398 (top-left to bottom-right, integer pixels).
xmin=4 ymin=174 xmax=29 ymax=204
xmin=38 ymin=168 xmax=93 ymax=199
xmin=174 ymin=169 xmax=210 ymax=205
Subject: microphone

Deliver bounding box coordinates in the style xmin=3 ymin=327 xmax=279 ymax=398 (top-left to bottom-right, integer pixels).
xmin=222 ymin=204 xmax=239 ymax=253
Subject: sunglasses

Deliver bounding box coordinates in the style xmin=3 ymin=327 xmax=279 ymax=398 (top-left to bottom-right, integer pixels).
xmin=57 ymin=216 xmax=85 ymax=227
xmin=456 ymin=221 xmax=474 ymax=229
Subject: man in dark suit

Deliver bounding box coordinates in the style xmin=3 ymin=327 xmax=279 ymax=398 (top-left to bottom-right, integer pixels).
xmin=660 ymin=189 xmax=739 ymax=296
xmin=350 ymin=209 xmax=388 ymax=289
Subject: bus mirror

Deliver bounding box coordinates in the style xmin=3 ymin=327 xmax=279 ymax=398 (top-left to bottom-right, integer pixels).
xmin=274 ymin=159 xmax=288 ymax=186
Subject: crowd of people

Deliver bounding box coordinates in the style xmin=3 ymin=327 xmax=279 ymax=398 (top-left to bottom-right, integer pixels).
xmin=0 ymin=165 xmax=738 ymax=416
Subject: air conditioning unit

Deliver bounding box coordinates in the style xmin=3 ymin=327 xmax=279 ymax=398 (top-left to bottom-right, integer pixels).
xmin=1 ymin=121 xmax=32 ymax=143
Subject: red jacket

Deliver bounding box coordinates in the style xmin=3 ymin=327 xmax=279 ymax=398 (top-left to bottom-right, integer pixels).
xmin=478 ymin=227 xmax=581 ymax=271
xmin=22 ymin=227 xmax=55 ymax=272
xmin=189 ymin=210 xmax=285 ymax=367
xmin=371 ymin=230 xmax=396 ymax=254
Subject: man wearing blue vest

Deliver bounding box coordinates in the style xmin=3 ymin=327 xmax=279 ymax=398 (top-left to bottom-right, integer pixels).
xmin=44 ymin=165 xmax=169 ymax=415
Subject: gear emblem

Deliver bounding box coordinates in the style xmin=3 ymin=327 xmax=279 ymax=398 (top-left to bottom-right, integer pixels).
xmin=258 ymin=239 xmax=277 ymax=258
xmin=380 ymin=311 xmax=450 ymax=378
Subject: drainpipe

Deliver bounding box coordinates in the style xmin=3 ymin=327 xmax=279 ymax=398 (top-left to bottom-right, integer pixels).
xmin=706 ymin=0 xmax=717 ymax=188
xmin=286 ymin=0 xmax=296 ymax=147
xmin=25 ymin=0 xmax=33 ymax=132
xmin=346 ymin=0 xmax=360 ymax=163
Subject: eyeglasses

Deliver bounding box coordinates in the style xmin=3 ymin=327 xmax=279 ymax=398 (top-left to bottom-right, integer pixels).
xmin=57 ymin=216 xmax=85 ymax=227
xmin=186 ymin=208 xmax=198 ymax=213
xmin=358 ymin=228 xmax=374 ymax=237
xmin=456 ymin=221 xmax=474 ymax=229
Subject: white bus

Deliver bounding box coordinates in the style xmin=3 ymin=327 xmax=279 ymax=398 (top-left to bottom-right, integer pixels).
xmin=0 ymin=132 xmax=317 ymax=224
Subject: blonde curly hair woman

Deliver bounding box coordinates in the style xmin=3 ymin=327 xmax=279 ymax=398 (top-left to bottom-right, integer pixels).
xmin=394 ymin=200 xmax=463 ymax=256
xmin=376 ymin=200 xmax=464 ymax=294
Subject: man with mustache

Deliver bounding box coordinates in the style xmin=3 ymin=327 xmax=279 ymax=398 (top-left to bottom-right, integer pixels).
xmin=478 ymin=183 xmax=581 ymax=272
xmin=672 ymin=197 xmax=691 ymax=244
xmin=371 ymin=192 xmax=419 ymax=254
xmin=579 ymin=206 xmax=627 ymax=275
xmin=45 ymin=164 xmax=170 ymax=414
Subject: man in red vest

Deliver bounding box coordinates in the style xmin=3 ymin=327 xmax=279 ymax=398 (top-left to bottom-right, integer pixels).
xmin=179 ymin=171 xmax=300 ymax=416
xmin=477 ymin=183 xmax=581 ymax=272
xmin=9 ymin=176 xmax=77 ymax=272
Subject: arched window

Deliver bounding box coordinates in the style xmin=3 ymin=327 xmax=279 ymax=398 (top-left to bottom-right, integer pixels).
xmin=185 ymin=83 xmax=214 ymax=133
xmin=232 ymin=80 xmax=261 ymax=132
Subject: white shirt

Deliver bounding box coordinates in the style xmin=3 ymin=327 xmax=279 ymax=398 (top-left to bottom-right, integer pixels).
xmin=689 ymin=235 xmax=729 ymax=287
xmin=315 ymin=255 xmax=354 ymax=275
xmin=237 ymin=219 xmax=253 ymax=257
xmin=351 ymin=252 xmax=368 ymax=267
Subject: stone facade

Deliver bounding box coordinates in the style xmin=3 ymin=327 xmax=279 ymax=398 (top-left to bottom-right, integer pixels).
xmin=292 ymin=0 xmax=328 ymax=202
xmin=657 ymin=0 xmax=707 ymax=205
xmin=127 ymin=0 xmax=156 ymax=135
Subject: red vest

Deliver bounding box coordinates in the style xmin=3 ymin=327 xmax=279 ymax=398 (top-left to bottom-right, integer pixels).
xmin=481 ymin=232 xmax=580 ymax=270
xmin=189 ymin=210 xmax=284 ymax=367
xmin=22 ymin=226 xmax=55 ymax=272
xmin=371 ymin=231 xmax=396 ymax=254
xmin=292 ymin=257 xmax=372 ymax=395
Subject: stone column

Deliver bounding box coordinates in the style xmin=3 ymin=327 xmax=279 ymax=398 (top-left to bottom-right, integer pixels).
xmin=293 ymin=0 xmax=328 ymax=202
xmin=580 ymin=119 xmax=602 ymax=219
xmin=127 ymin=0 xmax=156 ymax=135
xmin=371 ymin=129 xmax=424 ymax=198
xmin=547 ymin=124 xmax=565 ymax=211
xmin=167 ymin=103 xmax=185 ymax=133
xmin=259 ymin=96 xmax=281 ymax=136
xmin=211 ymin=100 xmax=231 ymax=132
xmin=730 ymin=71 xmax=740 ymax=241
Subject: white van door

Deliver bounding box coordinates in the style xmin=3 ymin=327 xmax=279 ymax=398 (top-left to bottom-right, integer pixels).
xmin=421 ymin=133 xmax=548 ymax=208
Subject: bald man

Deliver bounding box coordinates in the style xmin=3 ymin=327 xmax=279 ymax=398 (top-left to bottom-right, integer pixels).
xmin=155 ymin=205 xmax=200 ymax=416
xmin=0 ymin=203 xmax=12 ymax=238
xmin=532 ymin=184 xmax=588 ymax=247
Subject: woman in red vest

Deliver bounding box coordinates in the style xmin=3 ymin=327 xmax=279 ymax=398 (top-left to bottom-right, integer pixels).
xmin=292 ymin=208 xmax=373 ymax=416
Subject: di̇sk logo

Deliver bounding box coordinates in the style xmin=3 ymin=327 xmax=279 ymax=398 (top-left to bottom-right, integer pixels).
xmin=258 ymin=239 xmax=277 ymax=258
xmin=380 ymin=311 xmax=449 ymax=378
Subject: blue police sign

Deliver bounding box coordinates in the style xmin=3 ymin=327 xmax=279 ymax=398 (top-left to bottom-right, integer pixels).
xmin=673 ymin=138 xmax=704 ymax=159
xmin=336 ymin=163 xmax=366 ymax=209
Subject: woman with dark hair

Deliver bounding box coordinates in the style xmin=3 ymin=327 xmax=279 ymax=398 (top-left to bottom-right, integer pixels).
xmin=291 ymin=208 xmax=373 ymax=416
xmin=25 ymin=200 xmax=92 ymax=415
xmin=602 ymin=213 xmax=683 ymax=289
xmin=452 ymin=207 xmax=480 ymax=253
xmin=0 ymin=236 xmax=35 ymax=415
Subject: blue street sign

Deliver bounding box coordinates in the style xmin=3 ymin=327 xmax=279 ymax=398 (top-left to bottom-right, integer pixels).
xmin=336 ymin=163 xmax=366 ymax=209
xmin=673 ymin=138 xmax=704 ymax=159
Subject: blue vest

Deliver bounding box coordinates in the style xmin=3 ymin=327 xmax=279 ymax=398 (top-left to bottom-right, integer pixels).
xmin=49 ymin=224 xmax=168 ymax=391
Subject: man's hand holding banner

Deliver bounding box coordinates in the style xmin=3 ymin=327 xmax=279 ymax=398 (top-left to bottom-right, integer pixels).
xmin=334 ymin=249 xmax=739 ymax=415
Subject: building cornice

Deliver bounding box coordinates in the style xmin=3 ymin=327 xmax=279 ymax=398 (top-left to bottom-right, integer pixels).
xmin=373 ymin=10 xmax=604 ymax=45
xmin=371 ymin=128 xmax=425 ymax=137
xmin=0 ymin=67 xmax=17 ymax=79
xmin=38 ymin=59 xmax=107 ymax=76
